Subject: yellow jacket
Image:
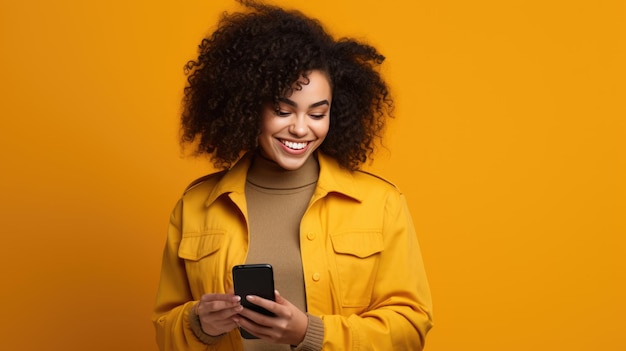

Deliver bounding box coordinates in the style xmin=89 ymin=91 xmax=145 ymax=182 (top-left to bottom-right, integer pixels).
xmin=153 ymin=153 xmax=433 ymax=350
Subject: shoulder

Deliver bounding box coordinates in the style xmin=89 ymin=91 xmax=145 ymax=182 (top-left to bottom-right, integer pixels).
xmin=353 ymin=169 xmax=400 ymax=192
xmin=179 ymin=153 xmax=252 ymax=203
xmin=318 ymin=152 xmax=401 ymax=198
xmin=345 ymin=169 xmax=405 ymax=206
xmin=183 ymin=170 xmax=228 ymax=195
xmin=351 ymin=171 xmax=410 ymax=217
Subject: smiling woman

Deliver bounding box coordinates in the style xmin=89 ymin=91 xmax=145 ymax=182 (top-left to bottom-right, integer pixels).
xmin=152 ymin=0 xmax=433 ymax=350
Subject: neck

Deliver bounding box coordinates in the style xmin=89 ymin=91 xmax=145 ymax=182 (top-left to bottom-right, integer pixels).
xmin=247 ymin=152 xmax=319 ymax=190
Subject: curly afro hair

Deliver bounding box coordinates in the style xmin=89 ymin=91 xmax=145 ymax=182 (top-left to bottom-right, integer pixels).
xmin=181 ymin=0 xmax=393 ymax=170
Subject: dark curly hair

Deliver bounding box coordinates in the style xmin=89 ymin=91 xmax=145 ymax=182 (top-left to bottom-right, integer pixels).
xmin=181 ymin=0 xmax=393 ymax=170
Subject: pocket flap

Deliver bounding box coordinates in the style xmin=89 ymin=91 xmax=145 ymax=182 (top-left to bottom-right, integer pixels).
xmin=178 ymin=232 xmax=225 ymax=261
xmin=331 ymin=231 xmax=384 ymax=258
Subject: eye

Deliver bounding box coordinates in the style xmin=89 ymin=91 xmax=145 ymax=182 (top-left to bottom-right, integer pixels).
xmin=309 ymin=113 xmax=327 ymax=120
xmin=274 ymin=109 xmax=291 ymax=117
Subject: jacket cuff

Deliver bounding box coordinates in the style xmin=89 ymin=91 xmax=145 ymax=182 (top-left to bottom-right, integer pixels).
xmin=188 ymin=303 xmax=225 ymax=345
xmin=292 ymin=313 xmax=324 ymax=351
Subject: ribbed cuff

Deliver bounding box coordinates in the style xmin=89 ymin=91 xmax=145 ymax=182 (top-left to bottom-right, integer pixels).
xmin=292 ymin=313 xmax=324 ymax=351
xmin=188 ymin=303 xmax=225 ymax=345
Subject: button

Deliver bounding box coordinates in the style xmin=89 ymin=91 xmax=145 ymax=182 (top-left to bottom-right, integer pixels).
xmin=306 ymin=232 xmax=316 ymax=240
xmin=312 ymin=272 xmax=320 ymax=281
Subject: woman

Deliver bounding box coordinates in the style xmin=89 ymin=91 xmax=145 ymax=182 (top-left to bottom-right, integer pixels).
xmin=153 ymin=1 xmax=433 ymax=350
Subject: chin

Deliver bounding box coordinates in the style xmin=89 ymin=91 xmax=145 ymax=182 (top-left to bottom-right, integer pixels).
xmin=273 ymin=155 xmax=311 ymax=171
xmin=276 ymin=161 xmax=306 ymax=171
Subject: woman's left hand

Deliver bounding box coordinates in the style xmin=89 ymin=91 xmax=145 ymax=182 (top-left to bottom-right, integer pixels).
xmin=233 ymin=290 xmax=308 ymax=345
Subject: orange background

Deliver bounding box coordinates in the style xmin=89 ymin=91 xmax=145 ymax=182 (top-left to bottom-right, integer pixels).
xmin=1 ymin=0 xmax=624 ymax=350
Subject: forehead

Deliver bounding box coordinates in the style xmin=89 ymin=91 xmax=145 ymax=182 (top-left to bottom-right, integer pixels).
xmin=285 ymin=70 xmax=332 ymax=100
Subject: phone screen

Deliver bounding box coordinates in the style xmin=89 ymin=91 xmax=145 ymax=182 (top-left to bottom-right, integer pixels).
xmin=232 ymin=264 xmax=276 ymax=339
xmin=232 ymin=264 xmax=276 ymax=316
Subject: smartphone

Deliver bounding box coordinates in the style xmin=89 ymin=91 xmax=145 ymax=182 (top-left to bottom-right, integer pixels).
xmin=232 ymin=264 xmax=276 ymax=339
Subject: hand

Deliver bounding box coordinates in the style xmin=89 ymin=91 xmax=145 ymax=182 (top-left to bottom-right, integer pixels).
xmin=234 ymin=290 xmax=308 ymax=345
xmin=196 ymin=292 xmax=243 ymax=336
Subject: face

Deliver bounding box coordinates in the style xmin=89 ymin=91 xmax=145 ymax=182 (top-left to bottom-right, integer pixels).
xmin=258 ymin=70 xmax=332 ymax=171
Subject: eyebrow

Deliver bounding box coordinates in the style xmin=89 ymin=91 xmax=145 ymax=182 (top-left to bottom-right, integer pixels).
xmin=278 ymin=97 xmax=330 ymax=108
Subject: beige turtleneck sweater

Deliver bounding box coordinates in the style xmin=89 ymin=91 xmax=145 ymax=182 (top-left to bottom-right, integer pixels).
xmin=242 ymin=154 xmax=323 ymax=351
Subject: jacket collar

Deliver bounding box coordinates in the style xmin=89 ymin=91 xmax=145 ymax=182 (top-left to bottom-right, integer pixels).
xmin=315 ymin=152 xmax=362 ymax=202
xmin=204 ymin=152 xmax=362 ymax=207
xmin=204 ymin=153 xmax=251 ymax=207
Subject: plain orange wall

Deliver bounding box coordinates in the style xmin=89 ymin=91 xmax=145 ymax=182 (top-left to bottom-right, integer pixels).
xmin=1 ymin=0 xmax=624 ymax=350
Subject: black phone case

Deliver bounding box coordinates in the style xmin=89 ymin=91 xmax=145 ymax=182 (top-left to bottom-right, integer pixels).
xmin=232 ymin=264 xmax=276 ymax=339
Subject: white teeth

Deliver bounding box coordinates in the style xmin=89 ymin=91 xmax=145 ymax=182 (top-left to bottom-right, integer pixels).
xmin=282 ymin=140 xmax=308 ymax=150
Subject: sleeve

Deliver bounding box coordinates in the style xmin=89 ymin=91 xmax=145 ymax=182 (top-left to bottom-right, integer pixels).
xmin=151 ymin=199 xmax=226 ymax=351
xmin=291 ymin=314 xmax=324 ymax=351
xmin=320 ymin=191 xmax=434 ymax=350
xmin=188 ymin=304 xmax=227 ymax=344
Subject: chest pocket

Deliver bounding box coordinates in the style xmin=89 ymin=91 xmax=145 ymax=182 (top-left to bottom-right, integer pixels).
xmin=178 ymin=231 xmax=225 ymax=261
xmin=330 ymin=231 xmax=384 ymax=309
xmin=178 ymin=232 xmax=225 ymax=291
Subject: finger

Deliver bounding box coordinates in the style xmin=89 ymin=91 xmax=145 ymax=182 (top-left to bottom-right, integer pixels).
xmin=273 ymin=290 xmax=288 ymax=305
xmin=201 ymin=293 xmax=241 ymax=303
xmin=237 ymin=298 xmax=283 ymax=326
xmin=202 ymin=303 xmax=244 ymax=320
xmin=199 ymin=294 xmax=241 ymax=311
xmin=244 ymin=295 xmax=279 ymax=314
xmin=238 ymin=303 xmax=266 ymax=319
xmin=198 ymin=296 xmax=242 ymax=315
xmin=200 ymin=312 xmax=242 ymax=336
xmin=234 ymin=315 xmax=270 ymax=339
xmin=202 ymin=302 xmax=241 ymax=315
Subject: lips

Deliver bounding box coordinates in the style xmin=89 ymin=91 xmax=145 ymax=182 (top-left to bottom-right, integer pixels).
xmin=281 ymin=139 xmax=309 ymax=150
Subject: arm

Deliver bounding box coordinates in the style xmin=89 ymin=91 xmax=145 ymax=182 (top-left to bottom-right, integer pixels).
xmin=152 ymin=200 xmax=224 ymax=351
xmin=321 ymin=192 xmax=434 ymax=350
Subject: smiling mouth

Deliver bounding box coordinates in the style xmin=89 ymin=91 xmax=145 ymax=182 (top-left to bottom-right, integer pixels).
xmin=281 ymin=139 xmax=309 ymax=150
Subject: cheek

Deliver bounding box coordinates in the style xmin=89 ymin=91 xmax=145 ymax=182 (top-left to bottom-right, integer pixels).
xmin=259 ymin=112 xmax=276 ymax=136
xmin=316 ymin=119 xmax=331 ymax=139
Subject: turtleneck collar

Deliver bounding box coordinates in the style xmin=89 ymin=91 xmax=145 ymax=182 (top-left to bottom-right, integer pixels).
xmin=246 ymin=152 xmax=320 ymax=190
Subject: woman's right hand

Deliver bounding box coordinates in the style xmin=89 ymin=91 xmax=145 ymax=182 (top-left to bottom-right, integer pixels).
xmin=196 ymin=293 xmax=243 ymax=336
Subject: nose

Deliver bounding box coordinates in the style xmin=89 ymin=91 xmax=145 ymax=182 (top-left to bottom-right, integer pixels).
xmin=289 ymin=115 xmax=308 ymax=137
